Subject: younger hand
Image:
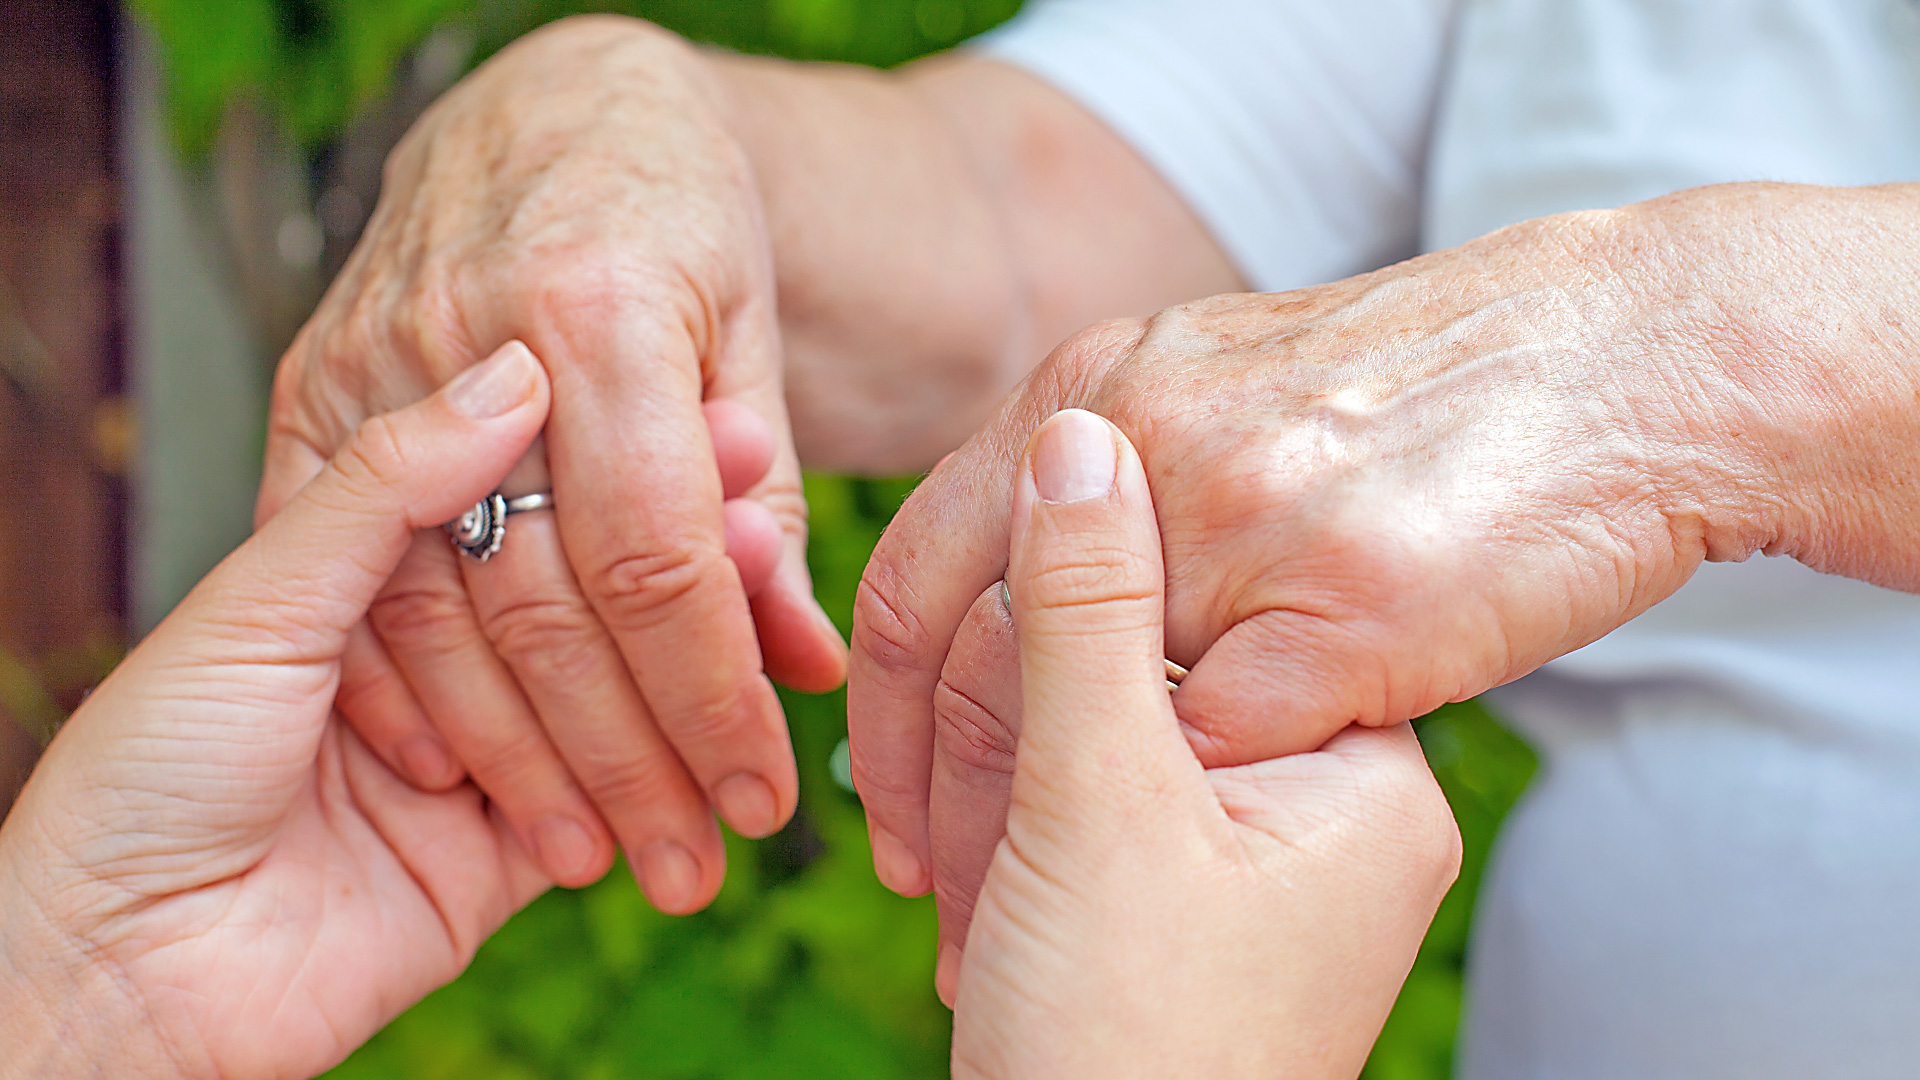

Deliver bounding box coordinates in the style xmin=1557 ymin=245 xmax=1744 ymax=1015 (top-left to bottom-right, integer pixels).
xmin=0 ymin=344 xmax=555 ymax=1079
xmin=949 ymin=410 xmax=1460 ymax=1078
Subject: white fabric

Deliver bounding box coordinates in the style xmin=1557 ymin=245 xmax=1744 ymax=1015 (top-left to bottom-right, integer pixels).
xmin=978 ymin=0 xmax=1456 ymax=292
xmin=1434 ymin=5 xmax=1920 ymax=1078
xmin=978 ymin=2 xmax=1920 ymax=1077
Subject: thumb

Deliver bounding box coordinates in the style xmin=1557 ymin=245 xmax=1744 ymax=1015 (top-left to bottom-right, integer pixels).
xmin=174 ymin=340 xmax=550 ymax=662
xmin=1008 ymin=409 xmax=1189 ymax=826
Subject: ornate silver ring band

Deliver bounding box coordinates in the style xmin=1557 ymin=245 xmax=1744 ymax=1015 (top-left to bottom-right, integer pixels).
xmin=446 ymin=492 xmax=555 ymax=562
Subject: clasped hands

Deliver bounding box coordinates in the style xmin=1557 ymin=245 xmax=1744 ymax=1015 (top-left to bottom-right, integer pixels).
xmin=0 ymin=352 xmax=1454 ymax=1078
xmin=20 ymin=14 xmax=1912 ymax=1076
xmin=251 ymin=21 xmax=1852 ymax=949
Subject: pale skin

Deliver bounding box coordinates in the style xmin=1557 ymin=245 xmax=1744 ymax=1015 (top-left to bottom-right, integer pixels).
xmin=269 ymin=14 xmax=1920 ymax=957
xmin=900 ymin=182 xmax=1920 ymax=968
xmin=951 ymin=410 xmax=1458 ymax=1077
xmin=0 ymin=380 xmax=1459 ymax=1078
xmin=0 ymin=344 xmax=559 ymax=1080
xmin=262 ymin=15 xmax=1238 ymax=914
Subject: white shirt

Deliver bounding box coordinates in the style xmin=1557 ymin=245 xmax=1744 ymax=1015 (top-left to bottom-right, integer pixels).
xmin=981 ymin=2 xmax=1920 ymax=1077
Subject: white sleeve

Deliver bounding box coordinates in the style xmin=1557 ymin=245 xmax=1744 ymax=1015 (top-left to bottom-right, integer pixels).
xmin=974 ymin=0 xmax=1460 ymax=292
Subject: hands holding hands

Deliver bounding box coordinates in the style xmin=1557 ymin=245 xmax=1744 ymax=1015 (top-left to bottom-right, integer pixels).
xmin=951 ymin=410 xmax=1457 ymax=1077
xmin=28 ymin=0 xmax=1920 ymax=1066
xmin=857 ymin=184 xmax=1920 ymax=961
xmin=0 ymin=344 xmax=557 ymax=1079
xmin=0 ymin=364 xmax=1456 ymax=1080
xmin=262 ymin=17 xmax=844 ymax=912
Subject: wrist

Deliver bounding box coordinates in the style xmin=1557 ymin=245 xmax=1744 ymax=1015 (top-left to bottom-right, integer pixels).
xmin=0 ymin=846 xmax=185 ymax=1079
xmin=705 ymin=52 xmax=1028 ymax=472
xmin=1621 ymin=182 xmax=1920 ymax=582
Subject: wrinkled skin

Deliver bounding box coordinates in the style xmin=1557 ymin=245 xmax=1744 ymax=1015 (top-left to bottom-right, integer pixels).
xmin=851 ymin=183 xmax=1920 ymax=957
xmin=262 ymin=10 xmax=1240 ymax=917
xmin=262 ymin=17 xmax=845 ymax=911
xmin=0 ymin=348 xmax=554 ymax=1080
xmin=0 ymin=378 xmax=1455 ymax=1080
xmin=949 ymin=409 xmax=1458 ymax=1078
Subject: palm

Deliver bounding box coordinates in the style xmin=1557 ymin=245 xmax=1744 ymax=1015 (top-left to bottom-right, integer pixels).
xmin=0 ymin=345 xmax=559 ymax=1079
xmin=71 ymin=717 xmax=545 ymax=1079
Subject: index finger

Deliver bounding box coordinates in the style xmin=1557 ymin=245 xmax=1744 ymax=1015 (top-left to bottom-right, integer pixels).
xmin=538 ymin=311 xmax=796 ymax=840
xmin=848 ymin=425 xmax=1021 ymax=895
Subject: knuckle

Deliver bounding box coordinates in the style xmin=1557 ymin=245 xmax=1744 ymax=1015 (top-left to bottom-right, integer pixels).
xmin=337 ymin=413 xmax=411 ymax=494
xmin=579 ymin=754 xmax=693 ymax=820
xmin=932 ymin=680 xmax=1016 ymax=776
xmin=514 ymin=248 xmax=696 ymax=354
xmin=655 ymin=683 xmax=757 ymax=751
xmin=524 ymin=252 xmax=626 ymax=323
xmin=1025 ymin=318 xmax=1150 ymax=407
xmin=584 ymin=546 xmax=717 ymax=633
xmin=756 ymin=486 xmax=810 ymax=535
xmin=335 ymin=661 xmax=412 ymax=726
xmin=1021 ymin=543 xmax=1160 ymax=614
xmin=397 ymin=280 xmax=473 ymax=377
xmin=851 ymin=569 xmax=934 ymax=679
xmin=479 ymin=596 xmax=607 ymax=686
xmin=1427 ymin=811 xmax=1467 ymax=894
xmin=368 ymin=583 xmax=471 ymax=649
xmin=684 ymin=681 xmax=758 ymax=742
xmin=848 ymin=742 xmax=926 ymax=808
xmin=462 ymin=727 xmax=562 ymax=790
xmin=1048 ymin=318 xmax=1147 ymax=379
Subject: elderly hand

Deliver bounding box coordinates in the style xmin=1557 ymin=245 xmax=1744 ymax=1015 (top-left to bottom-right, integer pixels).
xmin=0 ymin=344 xmax=554 ymax=1079
xmin=851 ymin=182 xmax=1920 ymax=953
xmin=262 ymin=17 xmax=848 ymax=911
xmin=947 ymin=409 xmax=1457 ymax=1077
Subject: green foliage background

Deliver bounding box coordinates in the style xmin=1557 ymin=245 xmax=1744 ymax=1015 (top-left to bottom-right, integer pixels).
xmin=130 ymin=1 xmax=1539 ymax=1075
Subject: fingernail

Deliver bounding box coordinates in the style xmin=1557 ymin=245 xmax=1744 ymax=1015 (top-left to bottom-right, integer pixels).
xmin=532 ymin=814 xmax=598 ymax=883
xmin=1031 ymin=409 xmax=1116 ymax=504
xmin=935 ymin=943 xmax=962 ymax=1010
xmin=445 ymin=341 xmax=538 ymax=419
xmin=395 ymin=734 xmax=454 ymax=788
xmin=714 ymin=772 xmax=781 ymax=838
xmin=636 ymin=840 xmax=702 ymax=914
xmin=869 ymin=823 xmax=929 ymax=895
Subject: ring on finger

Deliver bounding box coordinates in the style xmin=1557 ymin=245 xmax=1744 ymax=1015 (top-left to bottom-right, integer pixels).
xmin=446 ymin=491 xmax=556 ymax=562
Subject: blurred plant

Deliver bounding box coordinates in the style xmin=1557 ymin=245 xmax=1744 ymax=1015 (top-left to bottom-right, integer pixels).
xmin=0 ymin=647 xmax=60 ymax=745
xmin=130 ymin=2 xmax=1539 ymax=1076
xmin=130 ymin=0 xmax=468 ymax=158
xmin=132 ymin=0 xmax=1025 ymax=158
xmin=0 ymin=634 xmax=126 ymax=743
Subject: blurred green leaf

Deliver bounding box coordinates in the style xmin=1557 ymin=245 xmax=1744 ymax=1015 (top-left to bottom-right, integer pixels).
xmin=0 ymin=647 xmax=60 ymax=743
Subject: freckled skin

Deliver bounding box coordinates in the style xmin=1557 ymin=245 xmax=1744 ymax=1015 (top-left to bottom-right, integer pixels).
xmin=867 ymin=182 xmax=1920 ymax=959
xmin=260 ymin=16 xmax=1241 ymax=906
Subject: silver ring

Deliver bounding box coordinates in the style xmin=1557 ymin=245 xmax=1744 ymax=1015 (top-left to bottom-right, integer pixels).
xmin=446 ymin=491 xmax=554 ymax=561
xmin=998 ymin=579 xmax=1186 ymax=690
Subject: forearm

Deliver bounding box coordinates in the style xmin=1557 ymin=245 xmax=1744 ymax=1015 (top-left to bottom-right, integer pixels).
xmin=1622 ymin=181 xmax=1920 ymax=588
xmin=704 ymin=49 xmax=1241 ymax=472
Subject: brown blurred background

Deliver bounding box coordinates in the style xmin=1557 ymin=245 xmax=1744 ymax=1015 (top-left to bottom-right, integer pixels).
xmin=0 ymin=0 xmax=465 ymax=812
xmin=1 ymin=0 xmax=124 ymax=810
